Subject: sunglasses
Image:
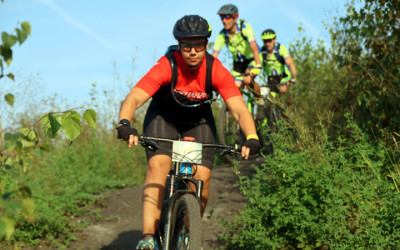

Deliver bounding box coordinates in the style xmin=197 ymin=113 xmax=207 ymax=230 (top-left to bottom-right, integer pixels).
xmin=220 ymin=15 xmax=234 ymax=20
xmin=263 ymin=39 xmax=274 ymax=43
xmin=180 ymin=42 xmax=207 ymax=52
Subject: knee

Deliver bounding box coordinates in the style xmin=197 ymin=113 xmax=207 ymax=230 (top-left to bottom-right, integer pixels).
xmin=279 ymin=84 xmax=288 ymax=93
xmin=194 ymin=167 xmax=211 ymax=187
xmin=147 ymin=156 xmax=171 ymax=177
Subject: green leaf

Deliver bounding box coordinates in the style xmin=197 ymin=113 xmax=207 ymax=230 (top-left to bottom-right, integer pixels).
xmin=19 ymin=128 xmax=37 ymax=141
xmin=4 ymin=140 xmax=17 ymax=151
xmin=49 ymin=114 xmax=61 ymax=137
xmin=83 ymin=109 xmax=96 ymax=129
xmin=16 ymin=28 xmax=28 ymax=45
xmin=21 ymin=21 xmax=31 ymax=35
xmin=1 ymin=32 xmax=18 ymax=49
xmin=6 ymin=73 xmax=14 ymax=81
xmin=20 ymin=139 xmax=36 ymax=148
xmin=4 ymin=93 xmax=14 ymax=106
xmin=21 ymin=198 xmax=35 ymax=218
xmin=61 ymin=111 xmax=81 ymax=141
xmin=0 ymin=47 xmax=12 ymax=66
xmin=4 ymin=157 xmax=15 ymax=169
xmin=4 ymin=132 xmax=22 ymax=142
xmin=40 ymin=113 xmax=61 ymax=138
xmin=0 ymin=217 xmax=15 ymax=241
xmin=39 ymin=114 xmax=50 ymax=134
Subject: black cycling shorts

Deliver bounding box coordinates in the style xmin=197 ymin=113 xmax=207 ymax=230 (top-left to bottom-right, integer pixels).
xmin=142 ymin=106 xmax=217 ymax=169
xmin=233 ymin=57 xmax=254 ymax=73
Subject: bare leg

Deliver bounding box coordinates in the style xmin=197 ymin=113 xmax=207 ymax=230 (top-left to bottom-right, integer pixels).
xmin=190 ymin=165 xmax=212 ymax=216
xmin=142 ymin=155 xmax=172 ymax=235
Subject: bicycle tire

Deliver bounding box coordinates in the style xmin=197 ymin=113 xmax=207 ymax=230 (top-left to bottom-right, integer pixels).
xmin=218 ymin=104 xmax=244 ymax=163
xmin=169 ymin=194 xmax=201 ymax=250
xmin=269 ymin=102 xmax=285 ymax=133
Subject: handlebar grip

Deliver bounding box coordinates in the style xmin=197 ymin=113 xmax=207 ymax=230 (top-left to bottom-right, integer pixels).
xmin=139 ymin=136 xmax=159 ymax=151
xmin=220 ymin=144 xmax=241 ymax=156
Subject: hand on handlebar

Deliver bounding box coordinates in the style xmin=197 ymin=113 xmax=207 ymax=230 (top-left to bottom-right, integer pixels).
xmin=241 ymin=138 xmax=261 ymax=159
xmin=289 ymin=79 xmax=297 ymax=85
xmin=249 ymin=64 xmax=262 ymax=76
xmin=116 ymin=125 xmax=139 ymax=147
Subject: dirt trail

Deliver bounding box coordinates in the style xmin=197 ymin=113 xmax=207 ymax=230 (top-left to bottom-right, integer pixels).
xmin=68 ymin=159 xmax=261 ymax=249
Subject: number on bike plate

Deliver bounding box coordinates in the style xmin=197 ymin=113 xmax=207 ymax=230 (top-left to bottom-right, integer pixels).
xmin=172 ymin=141 xmax=202 ymax=164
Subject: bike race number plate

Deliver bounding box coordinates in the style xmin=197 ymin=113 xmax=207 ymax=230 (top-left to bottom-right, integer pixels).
xmin=260 ymin=86 xmax=271 ymax=97
xmin=172 ymin=141 xmax=202 ymax=164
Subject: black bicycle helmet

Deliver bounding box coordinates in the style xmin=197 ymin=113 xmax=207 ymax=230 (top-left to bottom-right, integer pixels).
xmin=217 ymin=4 xmax=238 ymax=16
xmin=173 ymin=15 xmax=212 ymax=40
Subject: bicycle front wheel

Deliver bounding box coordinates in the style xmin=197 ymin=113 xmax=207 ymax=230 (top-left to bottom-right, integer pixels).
xmin=170 ymin=194 xmax=201 ymax=250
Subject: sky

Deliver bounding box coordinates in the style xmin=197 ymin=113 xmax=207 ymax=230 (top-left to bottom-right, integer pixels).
xmin=1 ymin=0 xmax=351 ymax=106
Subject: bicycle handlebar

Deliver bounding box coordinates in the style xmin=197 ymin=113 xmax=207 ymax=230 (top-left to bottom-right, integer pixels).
xmin=139 ymin=135 xmax=241 ymax=156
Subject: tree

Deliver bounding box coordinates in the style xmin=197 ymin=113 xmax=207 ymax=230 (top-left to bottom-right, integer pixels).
xmin=1 ymin=21 xmax=31 ymax=106
xmin=331 ymin=0 xmax=400 ymax=134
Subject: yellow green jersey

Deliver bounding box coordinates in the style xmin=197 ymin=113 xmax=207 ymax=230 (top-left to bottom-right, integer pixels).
xmin=261 ymin=43 xmax=292 ymax=83
xmin=212 ymin=20 xmax=259 ymax=63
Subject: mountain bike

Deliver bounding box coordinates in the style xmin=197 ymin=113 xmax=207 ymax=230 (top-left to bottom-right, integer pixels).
xmin=218 ymin=72 xmax=292 ymax=160
xmin=218 ymin=88 xmax=255 ymax=163
xmin=256 ymin=73 xmax=298 ymax=154
xmin=139 ymin=135 xmax=239 ymax=250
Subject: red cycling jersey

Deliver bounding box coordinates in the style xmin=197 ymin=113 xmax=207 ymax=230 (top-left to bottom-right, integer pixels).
xmin=136 ymin=51 xmax=240 ymax=101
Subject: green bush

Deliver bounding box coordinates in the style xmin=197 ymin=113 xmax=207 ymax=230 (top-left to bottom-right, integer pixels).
xmin=221 ymin=118 xmax=400 ymax=249
xmin=1 ymin=131 xmax=147 ymax=246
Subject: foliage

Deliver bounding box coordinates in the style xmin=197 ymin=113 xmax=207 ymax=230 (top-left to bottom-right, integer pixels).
xmin=219 ymin=1 xmax=400 ymax=247
xmin=1 ymin=131 xmax=147 ymax=246
xmin=0 ymin=7 xmax=104 ymax=242
xmin=1 ymin=20 xmax=31 ymax=104
xmin=2 ymin=0 xmax=400 ymax=247
xmin=0 ymin=108 xmax=97 ymax=241
xmin=221 ymin=117 xmax=400 ymax=249
xmin=289 ymin=27 xmax=348 ymax=131
xmin=331 ymin=0 xmax=400 ymax=134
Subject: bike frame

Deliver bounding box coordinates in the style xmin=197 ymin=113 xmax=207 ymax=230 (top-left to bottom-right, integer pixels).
xmin=161 ymin=161 xmax=203 ymax=249
xmin=139 ymin=136 xmax=238 ymax=249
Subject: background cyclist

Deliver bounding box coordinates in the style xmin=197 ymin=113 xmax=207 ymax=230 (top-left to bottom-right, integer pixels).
xmin=256 ymin=29 xmax=298 ymax=154
xmin=116 ymin=15 xmax=261 ymax=250
xmin=260 ymin=29 xmax=297 ymax=93
xmin=212 ymin=4 xmax=263 ymax=99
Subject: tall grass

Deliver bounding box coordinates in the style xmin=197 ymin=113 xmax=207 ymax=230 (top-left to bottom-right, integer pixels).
xmin=1 ymin=129 xmax=147 ymax=247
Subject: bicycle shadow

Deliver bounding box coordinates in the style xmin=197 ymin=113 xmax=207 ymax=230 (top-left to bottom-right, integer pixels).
xmin=101 ymin=229 xmax=142 ymax=250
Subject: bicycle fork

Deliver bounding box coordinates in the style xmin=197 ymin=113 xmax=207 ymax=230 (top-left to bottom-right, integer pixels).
xmin=166 ymin=163 xmax=204 ymax=202
xmin=160 ymin=163 xmax=204 ymax=249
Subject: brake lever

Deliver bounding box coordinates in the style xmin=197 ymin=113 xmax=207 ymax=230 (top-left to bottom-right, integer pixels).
xmin=220 ymin=145 xmax=241 ymax=156
xmin=140 ymin=138 xmax=159 ymax=151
